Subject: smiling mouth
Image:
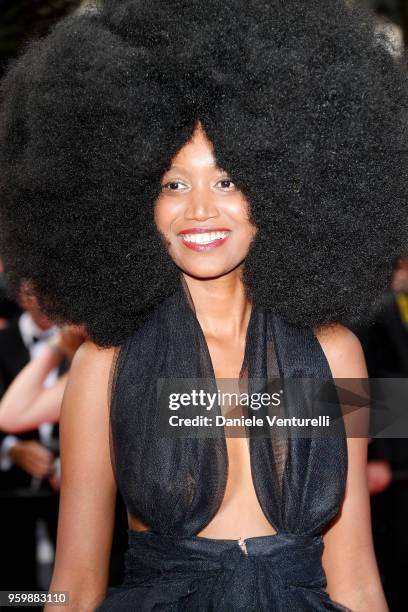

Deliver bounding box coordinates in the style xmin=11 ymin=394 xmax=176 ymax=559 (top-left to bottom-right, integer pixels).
xmin=178 ymin=229 xmax=231 ymax=252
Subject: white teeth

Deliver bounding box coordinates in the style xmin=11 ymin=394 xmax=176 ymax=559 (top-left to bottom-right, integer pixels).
xmin=181 ymin=231 xmax=229 ymax=244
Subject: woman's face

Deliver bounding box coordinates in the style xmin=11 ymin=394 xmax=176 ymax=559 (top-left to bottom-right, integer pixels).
xmin=154 ymin=123 xmax=256 ymax=280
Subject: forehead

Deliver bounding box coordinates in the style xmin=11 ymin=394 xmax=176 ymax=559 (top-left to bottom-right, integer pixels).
xmin=169 ymin=123 xmax=216 ymax=170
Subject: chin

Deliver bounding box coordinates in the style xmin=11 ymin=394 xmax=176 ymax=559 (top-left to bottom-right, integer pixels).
xmin=177 ymin=262 xmax=243 ymax=281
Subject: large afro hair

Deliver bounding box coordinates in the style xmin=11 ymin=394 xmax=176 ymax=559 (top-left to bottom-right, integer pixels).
xmin=0 ymin=0 xmax=407 ymax=346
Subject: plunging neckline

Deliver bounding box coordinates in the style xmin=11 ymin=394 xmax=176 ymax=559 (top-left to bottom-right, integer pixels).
xmin=112 ymin=281 xmax=348 ymax=546
xmin=181 ymin=284 xmax=280 ymax=539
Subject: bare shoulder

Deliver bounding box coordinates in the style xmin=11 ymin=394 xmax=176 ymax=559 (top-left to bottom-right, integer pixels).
xmin=67 ymin=340 xmax=117 ymax=393
xmin=314 ymin=323 xmax=367 ymax=378
xmin=61 ymin=340 xmax=118 ymax=430
xmin=71 ymin=339 xmax=117 ymax=371
xmin=59 ymin=338 xmax=119 ymax=473
xmin=314 ymin=322 xmax=363 ymax=357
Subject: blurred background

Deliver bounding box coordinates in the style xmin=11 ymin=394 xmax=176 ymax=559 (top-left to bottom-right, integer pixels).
xmin=0 ymin=1 xmax=407 ymax=611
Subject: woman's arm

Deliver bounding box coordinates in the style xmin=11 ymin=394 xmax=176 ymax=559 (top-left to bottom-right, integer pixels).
xmin=0 ymin=344 xmax=66 ymax=432
xmin=45 ymin=341 xmax=118 ymax=611
xmin=0 ymin=326 xmax=84 ymax=433
xmin=316 ymin=324 xmax=388 ymax=612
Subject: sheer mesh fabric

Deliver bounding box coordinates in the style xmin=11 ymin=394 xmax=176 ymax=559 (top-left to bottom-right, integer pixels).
xmin=108 ymin=279 xmax=348 ymax=538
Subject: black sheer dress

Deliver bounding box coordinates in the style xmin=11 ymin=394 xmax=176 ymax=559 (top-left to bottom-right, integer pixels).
xmin=96 ymin=283 xmax=350 ymax=611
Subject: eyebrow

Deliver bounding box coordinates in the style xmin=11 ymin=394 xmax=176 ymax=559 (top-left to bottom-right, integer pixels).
xmin=165 ymin=163 xmax=229 ymax=174
xmin=165 ymin=165 xmax=188 ymax=173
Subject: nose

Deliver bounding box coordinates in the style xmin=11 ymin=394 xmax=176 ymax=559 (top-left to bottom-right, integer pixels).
xmin=183 ymin=187 xmax=220 ymax=222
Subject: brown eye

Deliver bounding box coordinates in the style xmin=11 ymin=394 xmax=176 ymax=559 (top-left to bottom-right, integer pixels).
xmin=162 ymin=180 xmax=189 ymax=192
xmin=215 ymin=178 xmax=236 ymax=191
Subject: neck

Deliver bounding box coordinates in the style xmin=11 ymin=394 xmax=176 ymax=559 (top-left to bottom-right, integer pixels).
xmin=182 ymin=269 xmax=251 ymax=340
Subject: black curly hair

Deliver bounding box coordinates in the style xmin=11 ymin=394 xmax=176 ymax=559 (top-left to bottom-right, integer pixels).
xmin=0 ymin=0 xmax=407 ymax=346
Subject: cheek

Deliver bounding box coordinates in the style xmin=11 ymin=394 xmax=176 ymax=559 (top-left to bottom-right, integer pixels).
xmin=237 ymin=224 xmax=257 ymax=257
xmin=226 ymin=193 xmax=252 ymax=221
xmin=227 ymin=197 xmax=256 ymax=239
xmin=154 ymin=197 xmax=174 ymax=236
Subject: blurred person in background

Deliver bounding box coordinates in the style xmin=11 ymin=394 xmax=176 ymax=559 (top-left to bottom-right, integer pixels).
xmin=359 ymin=257 xmax=408 ymax=378
xmin=0 ymin=324 xmax=85 ymax=434
xmin=0 ymin=282 xmax=67 ymax=592
xmin=0 ymin=282 xmax=127 ymax=591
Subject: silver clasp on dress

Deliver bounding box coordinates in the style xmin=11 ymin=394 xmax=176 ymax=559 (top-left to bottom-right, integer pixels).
xmin=238 ymin=537 xmax=248 ymax=556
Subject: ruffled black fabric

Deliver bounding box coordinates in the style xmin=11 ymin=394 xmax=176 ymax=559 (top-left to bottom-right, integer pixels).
xmin=97 ymin=531 xmax=351 ymax=611
xmin=98 ymin=281 xmax=349 ymax=610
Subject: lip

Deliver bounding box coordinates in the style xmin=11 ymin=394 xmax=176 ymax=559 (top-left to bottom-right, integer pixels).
xmin=178 ymin=227 xmax=231 ymax=252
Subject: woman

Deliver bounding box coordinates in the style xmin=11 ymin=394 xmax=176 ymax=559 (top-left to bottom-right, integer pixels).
xmin=0 ymin=1 xmax=406 ymax=610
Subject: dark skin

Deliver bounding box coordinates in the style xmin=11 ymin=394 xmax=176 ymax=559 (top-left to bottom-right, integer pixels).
xmin=47 ymin=124 xmax=387 ymax=611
